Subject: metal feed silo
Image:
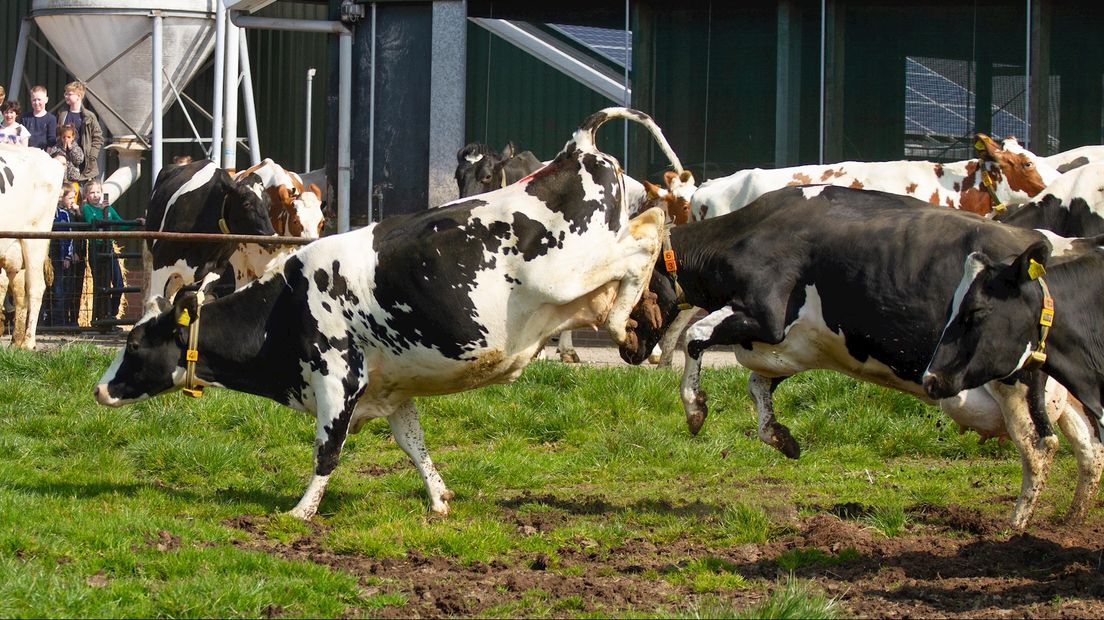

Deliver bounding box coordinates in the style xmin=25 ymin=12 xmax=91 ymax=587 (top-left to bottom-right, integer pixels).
xmin=31 ymin=0 xmax=216 ymax=138
xmin=18 ymin=0 xmax=217 ymax=198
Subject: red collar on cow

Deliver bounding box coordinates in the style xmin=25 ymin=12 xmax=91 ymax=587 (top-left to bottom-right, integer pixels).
xmin=661 ymin=225 xmax=692 ymax=311
xmin=178 ymin=291 xmax=206 ymax=397
xmin=1023 ymin=260 xmax=1054 ymax=370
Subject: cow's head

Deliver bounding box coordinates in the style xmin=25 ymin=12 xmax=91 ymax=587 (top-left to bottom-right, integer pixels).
xmin=221 ymin=171 xmax=278 ymax=236
xmin=637 ymin=179 xmax=692 ymax=225
xmin=94 ymin=293 xmax=201 ymax=406
xmin=619 ymin=261 xmax=683 ymax=365
xmin=454 ymin=142 xmax=525 ymax=198
xmin=975 ymin=133 xmax=1061 ymax=209
xmin=268 ymin=178 xmax=325 ymax=239
xmin=922 ymin=239 xmax=1052 ymax=399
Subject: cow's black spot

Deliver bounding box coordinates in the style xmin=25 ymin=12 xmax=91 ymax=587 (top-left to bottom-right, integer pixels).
xmin=314 ymin=269 xmax=330 ymax=293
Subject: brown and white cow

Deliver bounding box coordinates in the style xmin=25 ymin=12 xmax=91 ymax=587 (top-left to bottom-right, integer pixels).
xmin=228 ymin=159 xmax=325 ymax=285
xmin=680 ymin=133 xmax=1059 ymax=222
xmin=0 ymin=145 xmax=65 ymax=349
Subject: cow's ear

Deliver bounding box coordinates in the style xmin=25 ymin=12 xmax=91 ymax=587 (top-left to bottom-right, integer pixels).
xmin=974 ymin=133 xmax=1002 ymax=161
xmin=501 ymin=142 xmax=516 ymax=158
xmin=277 ymin=185 xmax=292 ymax=206
xmin=643 ymin=180 xmax=661 ymax=200
xmin=308 ymin=183 xmax=322 ymax=200
xmin=172 ymin=293 xmax=200 ymax=328
xmin=663 ymin=170 xmax=677 ymax=189
xmin=1002 ymin=240 xmax=1051 ymax=286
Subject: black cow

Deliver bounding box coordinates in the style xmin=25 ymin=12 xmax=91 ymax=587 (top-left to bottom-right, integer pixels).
xmin=141 ymin=160 xmax=276 ymax=305
xmin=617 ymin=185 xmax=1081 ymax=529
xmin=455 ymin=142 xmax=543 ymax=198
xmin=96 ymin=107 xmax=687 ymax=520
xmin=924 ymin=236 xmax=1104 ymax=517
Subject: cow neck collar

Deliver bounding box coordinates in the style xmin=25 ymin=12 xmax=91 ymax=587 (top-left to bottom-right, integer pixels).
xmin=1022 ymin=262 xmax=1055 ymax=370
xmin=181 ymin=290 xmax=206 ymax=397
xmin=973 ymin=140 xmax=1006 ymax=215
xmin=219 ymin=194 xmax=231 ymax=234
xmin=661 ymin=223 xmax=691 ymax=311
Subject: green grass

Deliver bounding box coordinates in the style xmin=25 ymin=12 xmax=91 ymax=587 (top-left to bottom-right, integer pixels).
xmin=0 ymin=344 xmax=1075 ymax=617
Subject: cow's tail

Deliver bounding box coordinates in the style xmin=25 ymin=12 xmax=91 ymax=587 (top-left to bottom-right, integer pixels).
xmin=575 ymin=107 xmax=686 ymax=177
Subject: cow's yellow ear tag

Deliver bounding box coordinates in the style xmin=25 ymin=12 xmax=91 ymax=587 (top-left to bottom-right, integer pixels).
xmin=1028 ymin=259 xmax=1046 ymax=280
xmin=177 ymin=308 xmax=192 ymax=327
xmin=974 ymin=139 xmax=986 ymax=151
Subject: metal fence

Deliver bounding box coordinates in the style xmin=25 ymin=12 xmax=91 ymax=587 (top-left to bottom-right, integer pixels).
xmin=1 ymin=225 xmax=313 ymax=334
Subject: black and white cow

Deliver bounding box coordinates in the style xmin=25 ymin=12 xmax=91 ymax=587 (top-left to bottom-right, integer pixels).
xmin=141 ymin=160 xmax=276 ymax=305
xmin=455 ymin=142 xmax=544 ymax=199
xmin=617 ymin=185 xmax=1086 ymax=529
xmin=96 ymin=107 xmax=685 ymax=519
xmin=997 ymin=162 xmax=1104 ymax=236
xmin=924 ymin=235 xmax=1104 ymax=520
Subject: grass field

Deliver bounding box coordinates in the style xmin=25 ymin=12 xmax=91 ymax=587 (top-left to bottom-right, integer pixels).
xmin=0 ymin=344 xmax=1098 ymax=617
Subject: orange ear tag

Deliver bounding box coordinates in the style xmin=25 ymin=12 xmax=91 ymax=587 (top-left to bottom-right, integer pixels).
xmin=663 ymin=249 xmax=677 ymax=272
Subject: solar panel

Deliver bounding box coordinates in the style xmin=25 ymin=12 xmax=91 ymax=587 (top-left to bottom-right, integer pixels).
xmin=550 ymin=24 xmax=632 ymax=71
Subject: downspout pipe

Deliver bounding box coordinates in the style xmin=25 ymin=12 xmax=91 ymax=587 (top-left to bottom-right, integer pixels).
xmin=151 ymin=12 xmax=164 ymax=182
xmin=239 ymin=34 xmax=261 ymax=166
xmin=212 ymin=0 xmax=226 ymax=162
xmin=229 ymin=11 xmax=352 ymax=233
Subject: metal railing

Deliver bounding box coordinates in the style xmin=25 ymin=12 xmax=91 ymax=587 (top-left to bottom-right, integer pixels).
xmin=2 ymin=222 xmax=316 ymax=334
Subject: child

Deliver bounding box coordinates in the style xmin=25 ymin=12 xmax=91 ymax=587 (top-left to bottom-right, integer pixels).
xmin=44 ymin=187 xmax=77 ymax=327
xmin=80 ymin=181 xmax=144 ymax=327
xmin=48 ymin=124 xmax=85 ymax=183
xmin=0 ymin=101 xmax=30 ymax=146
xmin=55 ymin=81 xmax=103 ymax=181
xmin=19 ymin=85 xmax=57 ymax=150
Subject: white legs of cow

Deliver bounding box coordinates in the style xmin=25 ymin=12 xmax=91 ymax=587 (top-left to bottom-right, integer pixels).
xmin=0 ymin=240 xmax=50 ymax=350
xmin=387 ymin=401 xmax=454 ymax=514
xmin=982 ymin=381 xmax=1060 ymax=530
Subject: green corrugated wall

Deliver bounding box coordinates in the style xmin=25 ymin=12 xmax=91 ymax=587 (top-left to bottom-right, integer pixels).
xmin=465 ymin=21 xmax=623 ymax=167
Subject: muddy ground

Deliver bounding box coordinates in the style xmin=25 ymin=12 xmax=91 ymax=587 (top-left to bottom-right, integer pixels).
xmin=226 ymin=497 xmax=1104 ymax=618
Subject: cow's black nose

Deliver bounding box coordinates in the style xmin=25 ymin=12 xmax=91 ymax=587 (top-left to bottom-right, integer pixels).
xmin=922 ymin=373 xmax=946 ymax=399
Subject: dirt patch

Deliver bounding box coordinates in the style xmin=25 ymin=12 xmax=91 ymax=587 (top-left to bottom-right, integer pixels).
xmin=223 ymin=506 xmax=1104 ymax=617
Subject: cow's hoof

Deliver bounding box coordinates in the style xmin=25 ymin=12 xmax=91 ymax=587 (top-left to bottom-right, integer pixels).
xmin=287 ymin=507 xmax=315 ymax=521
xmin=560 ymin=351 xmax=581 ymax=364
xmin=648 ymin=354 xmax=661 ymax=365
xmin=1061 ymin=503 xmax=1090 ymax=526
xmin=770 ymin=422 xmax=801 ymax=459
xmin=686 ymin=394 xmax=708 ymax=436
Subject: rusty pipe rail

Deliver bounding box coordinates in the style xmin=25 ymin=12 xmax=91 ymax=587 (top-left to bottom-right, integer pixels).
xmin=0 ymin=230 xmax=315 ymax=245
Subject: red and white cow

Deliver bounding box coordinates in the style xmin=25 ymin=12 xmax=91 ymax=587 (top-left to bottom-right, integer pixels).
xmin=228 ymin=159 xmax=325 ymax=285
xmin=0 ymin=145 xmax=65 ymax=349
xmin=678 ymin=133 xmax=1059 ymax=222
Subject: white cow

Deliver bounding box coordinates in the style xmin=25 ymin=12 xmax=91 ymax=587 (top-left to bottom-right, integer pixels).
xmin=0 ymin=145 xmax=65 ymax=349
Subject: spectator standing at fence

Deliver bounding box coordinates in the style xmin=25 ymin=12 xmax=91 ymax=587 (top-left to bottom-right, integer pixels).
xmin=0 ymin=101 xmax=30 ymax=146
xmin=43 ymin=186 xmax=78 ymax=327
xmin=56 ymin=81 xmax=103 ymax=182
xmin=48 ymin=124 xmax=85 ymax=184
xmin=59 ymin=183 xmax=86 ymax=328
xmin=80 ymin=181 xmax=139 ymax=327
xmin=19 ymin=86 xmax=56 ymax=150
